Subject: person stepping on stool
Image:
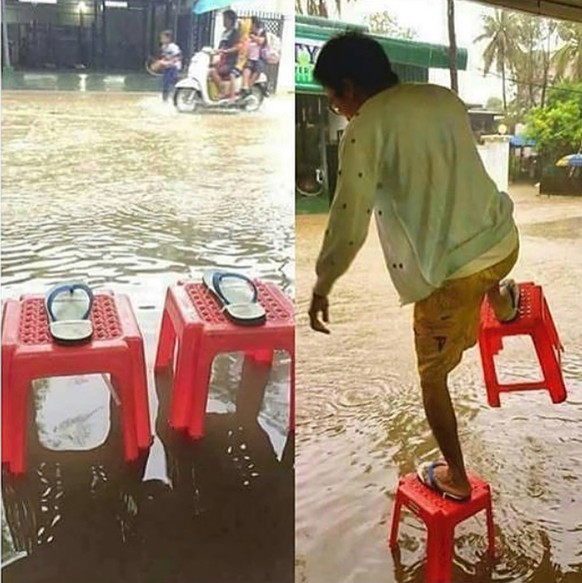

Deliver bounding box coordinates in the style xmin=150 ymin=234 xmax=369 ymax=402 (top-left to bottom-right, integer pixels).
xmin=307 ymin=31 xmax=521 ymax=502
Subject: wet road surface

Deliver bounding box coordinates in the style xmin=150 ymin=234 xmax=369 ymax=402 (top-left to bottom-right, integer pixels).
xmin=295 ymin=185 xmax=582 ymax=583
xmin=1 ymin=91 xmax=294 ymax=583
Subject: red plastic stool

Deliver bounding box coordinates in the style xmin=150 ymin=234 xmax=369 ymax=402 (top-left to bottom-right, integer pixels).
xmin=389 ymin=473 xmax=495 ymax=583
xmin=1 ymin=292 xmax=152 ymax=475
xmin=154 ymin=280 xmax=294 ymax=438
xmin=478 ymin=282 xmax=566 ymax=407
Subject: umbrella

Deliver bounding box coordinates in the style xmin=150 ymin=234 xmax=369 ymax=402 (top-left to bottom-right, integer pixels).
xmin=193 ymin=0 xmax=233 ymax=14
xmin=555 ymin=154 xmax=582 ymax=167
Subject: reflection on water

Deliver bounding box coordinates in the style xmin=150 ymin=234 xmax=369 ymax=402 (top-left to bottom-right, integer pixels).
xmin=1 ymin=92 xmax=294 ymax=582
xmin=296 ymin=185 xmax=582 ymax=583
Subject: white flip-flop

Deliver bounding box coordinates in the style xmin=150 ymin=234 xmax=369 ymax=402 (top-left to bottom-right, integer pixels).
xmin=203 ymin=270 xmax=266 ymax=327
xmin=45 ymin=282 xmax=94 ymax=344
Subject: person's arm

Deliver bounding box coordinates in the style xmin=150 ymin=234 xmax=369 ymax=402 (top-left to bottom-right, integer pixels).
xmin=221 ymin=30 xmax=241 ymax=54
xmin=314 ymin=121 xmax=380 ymax=297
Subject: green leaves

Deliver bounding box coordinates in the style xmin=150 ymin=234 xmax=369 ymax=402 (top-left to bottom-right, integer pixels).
xmin=526 ymin=83 xmax=582 ymax=160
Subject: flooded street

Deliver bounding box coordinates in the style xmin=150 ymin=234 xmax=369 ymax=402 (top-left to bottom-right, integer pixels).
xmin=296 ymin=185 xmax=582 ymax=583
xmin=1 ymin=91 xmax=294 ymax=582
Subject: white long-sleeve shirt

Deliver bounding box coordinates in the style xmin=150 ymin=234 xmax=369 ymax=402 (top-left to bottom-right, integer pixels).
xmin=314 ymin=83 xmax=517 ymax=305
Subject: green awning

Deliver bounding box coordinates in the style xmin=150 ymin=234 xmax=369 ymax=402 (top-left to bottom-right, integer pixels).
xmin=295 ymin=17 xmax=468 ymax=94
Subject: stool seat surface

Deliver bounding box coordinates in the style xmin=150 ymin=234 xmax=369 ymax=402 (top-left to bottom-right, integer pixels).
xmin=183 ymin=281 xmax=293 ymax=326
xmin=481 ymin=282 xmax=539 ymax=329
xmin=398 ymin=473 xmax=491 ymax=518
xmin=17 ymin=294 xmax=122 ymax=345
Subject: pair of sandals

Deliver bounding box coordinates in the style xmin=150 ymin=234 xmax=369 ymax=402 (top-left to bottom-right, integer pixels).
xmin=45 ymin=271 xmax=266 ymax=345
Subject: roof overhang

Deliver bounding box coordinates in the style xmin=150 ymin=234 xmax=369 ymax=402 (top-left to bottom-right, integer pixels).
xmin=467 ymin=0 xmax=582 ymax=23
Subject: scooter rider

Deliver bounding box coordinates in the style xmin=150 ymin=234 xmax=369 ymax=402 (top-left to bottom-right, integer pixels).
xmin=209 ymin=10 xmax=241 ymax=102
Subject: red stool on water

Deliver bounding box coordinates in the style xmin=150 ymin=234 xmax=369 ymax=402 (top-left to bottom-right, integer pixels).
xmin=154 ymin=280 xmax=294 ymax=438
xmin=478 ymin=282 xmax=566 ymax=407
xmin=389 ymin=473 xmax=495 ymax=583
xmin=1 ymin=292 xmax=152 ymax=475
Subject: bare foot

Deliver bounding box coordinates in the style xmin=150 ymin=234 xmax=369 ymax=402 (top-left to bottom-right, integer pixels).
xmin=496 ymin=279 xmax=519 ymax=322
xmin=432 ymin=464 xmax=472 ymax=499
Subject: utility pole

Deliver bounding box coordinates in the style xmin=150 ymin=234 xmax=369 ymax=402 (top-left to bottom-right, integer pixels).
xmin=447 ymin=0 xmax=458 ymax=94
xmin=2 ymin=0 xmax=12 ymax=69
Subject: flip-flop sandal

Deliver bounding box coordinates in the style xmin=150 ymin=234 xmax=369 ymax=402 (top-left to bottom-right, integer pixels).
xmin=203 ymin=270 xmax=266 ymax=327
xmin=45 ymin=282 xmax=94 ymax=345
xmin=498 ymin=279 xmax=520 ymax=323
xmin=416 ymin=461 xmax=471 ymax=502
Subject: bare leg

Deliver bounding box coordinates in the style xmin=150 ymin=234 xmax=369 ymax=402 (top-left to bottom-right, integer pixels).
xmin=209 ymin=68 xmax=225 ymax=99
xmin=229 ymin=73 xmax=236 ymax=100
xmin=421 ymin=374 xmax=471 ymax=498
xmin=242 ymin=67 xmax=251 ymax=90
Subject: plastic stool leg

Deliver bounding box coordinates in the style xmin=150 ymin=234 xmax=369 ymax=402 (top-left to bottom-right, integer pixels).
xmin=169 ymin=327 xmax=199 ymax=429
xmin=388 ymin=497 xmax=402 ymax=548
xmin=10 ymin=377 xmax=31 ymax=475
xmin=534 ymin=330 xmax=567 ymax=404
xmin=425 ymin=524 xmax=447 ymax=583
xmin=245 ymin=349 xmax=274 ymax=365
xmin=129 ymin=339 xmax=152 ymax=449
xmin=154 ymin=307 xmax=176 ymax=372
xmin=435 ymin=526 xmax=454 ymax=583
xmin=479 ymin=335 xmax=501 ymax=407
xmin=289 ymin=352 xmax=295 ymax=432
xmin=1 ymin=346 xmax=15 ymax=467
xmin=112 ymin=372 xmax=139 ymax=462
xmin=485 ymin=499 xmax=496 ymax=556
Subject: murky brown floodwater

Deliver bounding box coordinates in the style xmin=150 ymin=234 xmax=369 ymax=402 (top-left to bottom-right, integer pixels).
xmin=1 ymin=91 xmax=294 ymax=582
xmin=296 ymin=185 xmax=582 ymax=583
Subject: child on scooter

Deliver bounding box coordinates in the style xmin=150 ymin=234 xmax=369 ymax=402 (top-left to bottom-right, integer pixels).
xmin=241 ymin=17 xmax=267 ymax=96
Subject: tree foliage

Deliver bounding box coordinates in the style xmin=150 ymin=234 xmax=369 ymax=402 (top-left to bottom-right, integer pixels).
xmin=485 ymin=96 xmax=503 ymax=111
xmin=552 ymin=22 xmax=582 ymax=82
xmin=365 ymin=11 xmax=416 ymax=39
xmin=474 ymin=9 xmax=520 ymax=110
xmin=525 ymin=83 xmax=582 ymax=161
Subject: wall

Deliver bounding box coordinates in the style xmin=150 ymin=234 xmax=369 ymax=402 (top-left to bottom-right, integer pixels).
xmin=478 ymin=135 xmax=510 ymax=192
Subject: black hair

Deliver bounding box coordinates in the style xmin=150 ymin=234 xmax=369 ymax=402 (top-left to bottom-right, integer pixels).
xmin=161 ymin=30 xmax=173 ymax=41
xmin=223 ymin=9 xmax=237 ymax=25
xmin=251 ymin=16 xmax=263 ymax=28
xmin=313 ymin=31 xmax=399 ymax=97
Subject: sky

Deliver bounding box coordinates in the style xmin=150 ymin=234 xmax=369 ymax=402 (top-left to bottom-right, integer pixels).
xmin=340 ymin=0 xmax=507 ymax=105
xmin=232 ymin=0 xmax=560 ymax=105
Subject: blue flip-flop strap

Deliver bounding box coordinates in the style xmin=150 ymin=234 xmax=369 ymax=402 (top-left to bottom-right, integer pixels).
xmin=427 ymin=463 xmax=438 ymax=490
xmin=212 ymin=272 xmax=258 ymax=306
xmin=46 ymin=283 xmax=94 ymax=322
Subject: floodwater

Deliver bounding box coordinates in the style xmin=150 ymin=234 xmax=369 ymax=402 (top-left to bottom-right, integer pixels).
xmin=296 ymin=185 xmax=582 ymax=583
xmin=1 ymin=91 xmax=294 ymax=583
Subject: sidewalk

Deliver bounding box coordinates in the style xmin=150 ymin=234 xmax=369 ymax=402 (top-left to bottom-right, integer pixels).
xmin=1 ymin=70 xmax=159 ymax=93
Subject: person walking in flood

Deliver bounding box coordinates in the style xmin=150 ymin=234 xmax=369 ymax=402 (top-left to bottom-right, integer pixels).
xmin=159 ymin=30 xmax=182 ymax=102
xmin=308 ymin=32 xmax=520 ymax=502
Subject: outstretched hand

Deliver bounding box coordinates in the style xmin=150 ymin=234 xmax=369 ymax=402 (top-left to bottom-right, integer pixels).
xmin=308 ymin=292 xmax=330 ymax=334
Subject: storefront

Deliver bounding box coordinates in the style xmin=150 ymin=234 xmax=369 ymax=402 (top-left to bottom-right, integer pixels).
xmin=295 ymin=15 xmax=468 ymax=208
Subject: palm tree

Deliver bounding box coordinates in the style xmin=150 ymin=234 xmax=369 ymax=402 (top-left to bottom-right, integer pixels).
xmin=552 ymin=22 xmax=582 ymax=82
xmin=475 ymin=9 xmax=520 ymax=111
xmin=447 ymin=0 xmax=458 ymax=93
